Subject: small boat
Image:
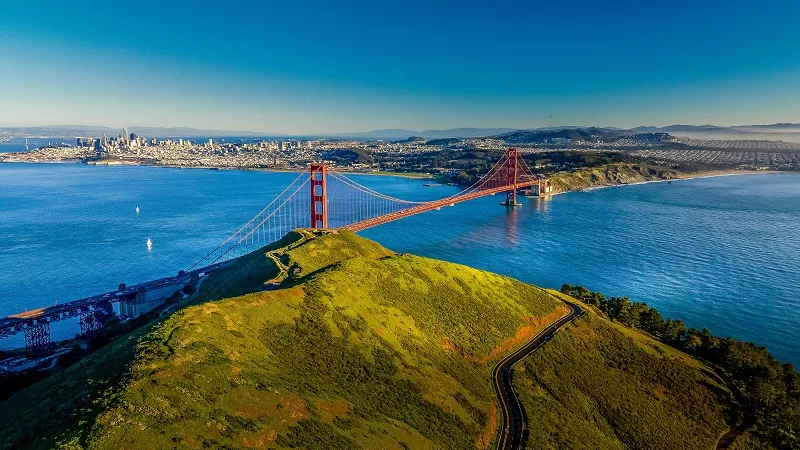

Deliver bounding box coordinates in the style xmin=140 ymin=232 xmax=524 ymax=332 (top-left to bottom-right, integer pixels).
xmin=146 ymin=238 xmax=153 ymax=251
xmin=135 ymin=206 xmax=140 ymax=215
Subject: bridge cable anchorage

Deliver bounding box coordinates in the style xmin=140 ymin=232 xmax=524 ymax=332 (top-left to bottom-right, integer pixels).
xmin=189 ymin=148 xmax=545 ymax=267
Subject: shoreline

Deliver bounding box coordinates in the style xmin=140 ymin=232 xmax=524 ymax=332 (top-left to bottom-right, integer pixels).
xmin=1 ymin=158 xmax=789 ymax=188
xmin=549 ymin=169 xmax=780 ymax=196
xmin=0 ymin=159 xmax=434 ymax=180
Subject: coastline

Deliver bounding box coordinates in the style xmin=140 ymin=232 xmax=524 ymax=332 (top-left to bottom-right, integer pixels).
xmin=0 ymin=159 xmax=434 ymax=180
xmin=548 ymin=169 xmax=780 ymax=196
xmin=1 ymin=157 xmax=787 ymax=187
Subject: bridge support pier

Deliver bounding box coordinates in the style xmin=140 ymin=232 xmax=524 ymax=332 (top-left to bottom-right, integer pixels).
xmin=119 ymin=288 xmax=148 ymax=318
xmin=24 ymin=321 xmax=53 ymax=355
xmin=537 ymin=179 xmax=550 ymax=197
xmin=79 ymin=310 xmax=103 ymax=336
xmin=503 ymin=190 xmax=521 ymax=207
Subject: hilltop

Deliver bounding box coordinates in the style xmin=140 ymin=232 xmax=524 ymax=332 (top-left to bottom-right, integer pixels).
xmin=0 ymin=231 xmax=567 ymax=449
xmin=0 ymin=231 xmax=737 ymax=449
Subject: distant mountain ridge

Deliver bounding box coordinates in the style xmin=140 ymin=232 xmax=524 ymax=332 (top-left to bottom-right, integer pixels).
xmin=633 ymin=123 xmax=800 ymax=133
xmin=496 ymin=127 xmax=624 ymax=144
xmin=0 ymin=125 xmax=274 ymax=138
xmin=329 ymin=127 xmax=518 ymax=140
xmin=2 ymin=123 xmax=799 ymax=141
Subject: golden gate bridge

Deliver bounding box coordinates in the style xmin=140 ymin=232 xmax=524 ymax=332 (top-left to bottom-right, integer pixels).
xmin=190 ymin=148 xmax=549 ymax=268
xmin=1 ymin=148 xmax=550 ymax=354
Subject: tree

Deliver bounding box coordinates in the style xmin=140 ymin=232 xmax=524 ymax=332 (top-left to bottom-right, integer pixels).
xmin=640 ymin=307 xmax=665 ymax=336
xmin=455 ymin=171 xmax=471 ymax=185
xmin=575 ymin=286 xmax=591 ymax=300
xmin=589 ymin=292 xmax=606 ymax=308
xmin=684 ymin=333 xmax=702 ymax=351
xmin=629 ymin=302 xmax=650 ymax=328
xmin=699 ymin=328 xmax=720 ymax=357
xmin=662 ymin=319 xmax=687 ymax=344
xmin=607 ymin=296 xmax=632 ymax=322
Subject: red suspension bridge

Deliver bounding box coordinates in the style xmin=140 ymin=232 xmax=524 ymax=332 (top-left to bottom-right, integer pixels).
xmin=0 ymin=148 xmax=549 ymax=354
xmin=189 ymin=148 xmax=550 ymax=269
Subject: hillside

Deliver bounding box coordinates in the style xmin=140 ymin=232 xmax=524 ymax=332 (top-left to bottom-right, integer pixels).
xmin=548 ymin=163 xmax=679 ymax=192
xmin=425 ymin=138 xmax=461 ymax=146
xmin=515 ymin=292 xmax=732 ymax=449
xmin=0 ymin=231 xmax=737 ymax=449
xmin=498 ymin=128 xmax=595 ymax=144
xmin=496 ymin=127 xmax=642 ymax=145
xmin=0 ymin=230 xmax=567 ymax=449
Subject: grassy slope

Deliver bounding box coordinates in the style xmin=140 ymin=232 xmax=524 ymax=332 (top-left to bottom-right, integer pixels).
xmin=0 ymin=231 xmax=565 ymax=449
xmin=0 ymin=232 xmax=735 ymax=449
xmin=549 ymin=164 xmax=678 ymax=193
xmin=515 ymin=291 xmax=731 ymax=449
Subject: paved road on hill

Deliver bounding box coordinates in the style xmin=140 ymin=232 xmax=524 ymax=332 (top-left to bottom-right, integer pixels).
xmin=492 ymin=301 xmax=583 ymax=450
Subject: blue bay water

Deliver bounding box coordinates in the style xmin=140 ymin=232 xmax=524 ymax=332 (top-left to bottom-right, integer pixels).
xmin=1 ymin=163 xmax=799 ymax=364
xmin=0 ymin=138 xmax=64 ymax=153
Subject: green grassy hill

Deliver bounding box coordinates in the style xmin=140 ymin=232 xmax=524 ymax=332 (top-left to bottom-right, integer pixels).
xmin=0 ymin=230 xmax=567 ymax=449
xmin=515 ymin=291 xmax=732 ymax=449
xmin=0 ymin=231 xmax=737 ymax=449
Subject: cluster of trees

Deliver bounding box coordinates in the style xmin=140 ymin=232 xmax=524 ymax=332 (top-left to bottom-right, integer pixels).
xmin=561 ymin=284 xmax=800 ymax=448
xmin=320 ymin=148 xmax=374 ymax=165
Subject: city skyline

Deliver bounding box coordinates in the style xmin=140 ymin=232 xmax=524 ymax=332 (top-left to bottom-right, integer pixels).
xmin=2 ymin=1 xmax=799 ymax=134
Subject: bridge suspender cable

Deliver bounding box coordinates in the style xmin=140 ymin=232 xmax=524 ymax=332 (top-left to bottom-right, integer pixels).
xmin=189 ymin=148 xmax=545 ymax=269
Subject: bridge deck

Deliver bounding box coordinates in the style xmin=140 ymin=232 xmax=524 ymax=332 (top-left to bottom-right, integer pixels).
xmin=2 ymin=149 xmax=545 ymax=340
xmin=343 ymin=180 xmax=540 ymax=232
xmin=0 ymin=261 xmax=229 ymax=337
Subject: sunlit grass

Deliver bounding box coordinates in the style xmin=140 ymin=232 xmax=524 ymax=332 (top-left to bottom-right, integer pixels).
xmin=515 ymin=310 xmax=731 ymax=449
xmin=0 ymin=230 xmax=564 ymax=449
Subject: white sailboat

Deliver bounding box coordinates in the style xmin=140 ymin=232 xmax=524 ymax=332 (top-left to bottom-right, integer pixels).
xmin=146 ymin=238 xmax=152 ymax=252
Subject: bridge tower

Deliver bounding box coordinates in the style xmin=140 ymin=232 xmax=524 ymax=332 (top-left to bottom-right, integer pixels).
xmin=310 ymin=163 xmax=328 ymax=229
xmin=24 ymin=321 xmax=53 ymax=355
xmin=502 ymin=148 xmax=522 ymax=207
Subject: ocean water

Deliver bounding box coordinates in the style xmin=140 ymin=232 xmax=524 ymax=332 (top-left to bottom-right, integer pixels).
xmin=0 ymin=163 xmax=798 ymax=364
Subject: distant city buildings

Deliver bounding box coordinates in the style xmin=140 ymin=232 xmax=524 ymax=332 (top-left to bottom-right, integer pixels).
xmin=8 ymin=127 xmax=794 ymax=171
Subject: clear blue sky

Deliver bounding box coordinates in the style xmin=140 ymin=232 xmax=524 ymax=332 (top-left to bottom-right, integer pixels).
xmin=1 ymin=0 xmax=799 ymax=133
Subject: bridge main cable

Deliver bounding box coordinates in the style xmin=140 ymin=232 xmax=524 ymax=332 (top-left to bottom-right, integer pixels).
xmin=189 ymin=148 xmax=539 ymax=268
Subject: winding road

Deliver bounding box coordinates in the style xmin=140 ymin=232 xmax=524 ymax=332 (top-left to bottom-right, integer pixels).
xmin=492 ymin=301 xmax=583 ymax=450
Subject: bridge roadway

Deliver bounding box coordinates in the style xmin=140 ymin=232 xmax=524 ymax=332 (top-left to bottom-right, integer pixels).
xmin=344 ymin=179 xmax=542 ymax=232
xmin=0 ymin=260 xmax=230 ymax=338
xmin=493 ymin=301 xmax=583 ymax=450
